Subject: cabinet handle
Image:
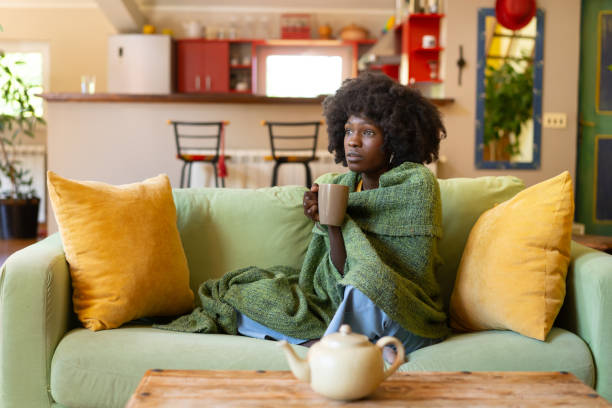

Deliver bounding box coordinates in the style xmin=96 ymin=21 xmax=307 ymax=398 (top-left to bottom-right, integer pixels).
xmin=195 ymin=75 xmax=201 ymax=91
xmin=206 ymin=75 xmax=211 ymax=91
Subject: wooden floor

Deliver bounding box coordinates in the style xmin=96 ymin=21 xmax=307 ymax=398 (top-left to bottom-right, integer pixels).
xmin=0 ymin=224 xmax=46 ymax=265
xmin=0 ymin=238 xmax=40 ymax=264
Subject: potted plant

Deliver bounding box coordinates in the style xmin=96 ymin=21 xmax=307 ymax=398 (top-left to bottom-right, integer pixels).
xmin=0 ymin=50 xmax=45 ymax=238
xmin=483 ymin=61 xmax=533 ymax=161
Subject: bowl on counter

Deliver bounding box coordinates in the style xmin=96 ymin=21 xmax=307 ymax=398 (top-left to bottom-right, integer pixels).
xmin=339 ymin=24 xmax=369 ymax=41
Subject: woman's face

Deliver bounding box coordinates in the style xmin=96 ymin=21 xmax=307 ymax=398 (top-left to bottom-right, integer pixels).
xmin=343 ymin=115 xmax=389 ymax=176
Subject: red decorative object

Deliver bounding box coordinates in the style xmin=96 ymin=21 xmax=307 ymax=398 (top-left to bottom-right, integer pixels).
xmin=495 ymin=0 xmax=536 ymax=31
xmin=218 ymin=123 xmax=227 ymax=178
xmin=281 ymin=13 xmax=311 ymax=39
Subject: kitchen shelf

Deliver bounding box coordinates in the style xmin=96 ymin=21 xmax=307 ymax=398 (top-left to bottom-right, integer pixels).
xmin=412 ymin=47 xmax=444 ymax=53
xmin=227 ymin=38 xmax=263 ymax=43
xmin=228 ymin=41 xmax=254 ymax=93
xmin=346 ymin=39 xmax=377 ymax=44
xmin=262 ymin=39 xmax=376 ymax=46
xmin=40 ymin=92 xmax=455 ymax=107
xmin=412 ymin=79 xmax=443 ymax=84
xmin=408 ymin=13 xmax=445 ymax=19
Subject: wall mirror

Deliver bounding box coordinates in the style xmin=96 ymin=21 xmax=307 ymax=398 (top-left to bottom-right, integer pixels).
xmin=475 ymin=8 xmax=544 ymax=169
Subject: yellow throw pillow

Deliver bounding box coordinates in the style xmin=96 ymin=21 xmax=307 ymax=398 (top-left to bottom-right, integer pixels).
xmin=47 ymin=172 xmax=194 ymax=331
xmin=449 ymin=172 xmax=574 ymax=341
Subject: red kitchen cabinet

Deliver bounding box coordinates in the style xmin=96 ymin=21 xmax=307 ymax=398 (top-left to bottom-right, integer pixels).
xmin=176 ymin=40 xmax=229 ymax=93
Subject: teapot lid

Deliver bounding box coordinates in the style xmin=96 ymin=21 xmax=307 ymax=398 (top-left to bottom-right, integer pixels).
xmin=320 ymin=324 xmax=370 ymax=348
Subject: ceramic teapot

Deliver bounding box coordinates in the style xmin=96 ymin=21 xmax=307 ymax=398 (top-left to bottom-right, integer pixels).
xmin=278 ymin=324 xmax=405 ymax=400
xmin=183 ymin=21 xmax=204 ymax=38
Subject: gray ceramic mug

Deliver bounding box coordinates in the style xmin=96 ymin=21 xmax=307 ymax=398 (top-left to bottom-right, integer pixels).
xmin=318 ymin=184 xmax=349 ymax=226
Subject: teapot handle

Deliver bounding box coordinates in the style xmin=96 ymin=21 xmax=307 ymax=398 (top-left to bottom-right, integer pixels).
xmin=376 ymin=336 xmax=405 ymax=380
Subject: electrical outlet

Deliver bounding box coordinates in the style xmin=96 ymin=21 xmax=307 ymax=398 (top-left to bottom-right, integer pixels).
xmin=542 ymin=112 xmax=568 ymax=129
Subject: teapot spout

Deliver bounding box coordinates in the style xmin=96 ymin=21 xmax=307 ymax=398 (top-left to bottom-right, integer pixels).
xmin=278 ymin=340 xmax=310 ymax=382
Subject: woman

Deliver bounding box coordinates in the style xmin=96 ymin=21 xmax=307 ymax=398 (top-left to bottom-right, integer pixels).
xmin=159 ymin=73 xmax=449 ymax=354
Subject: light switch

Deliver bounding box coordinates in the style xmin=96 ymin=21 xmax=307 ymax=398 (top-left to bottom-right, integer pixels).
xmin=542 ymin=112 xmax=568 ymax=129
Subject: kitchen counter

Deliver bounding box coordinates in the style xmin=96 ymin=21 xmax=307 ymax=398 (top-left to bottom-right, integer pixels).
xmin=40 ymin=93 xmax=455 ymax=106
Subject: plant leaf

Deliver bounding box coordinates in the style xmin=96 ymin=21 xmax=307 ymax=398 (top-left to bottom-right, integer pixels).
xmin=483 ymin=61 xmax=533 ymax=158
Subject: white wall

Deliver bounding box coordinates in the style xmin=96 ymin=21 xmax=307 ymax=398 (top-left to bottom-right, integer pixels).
xmin=0 ymin=5 xmax=116 ymax=93
xmin=45 ymin=100 xmax=332 ymax=232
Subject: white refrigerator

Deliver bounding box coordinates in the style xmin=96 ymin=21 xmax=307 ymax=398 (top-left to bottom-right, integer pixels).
xmin=107 ymin=34 xmax=173 ymax=94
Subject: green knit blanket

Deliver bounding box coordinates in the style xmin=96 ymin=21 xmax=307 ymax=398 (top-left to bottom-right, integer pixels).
xmin=156 ymin=162 xmax=449 ymax=340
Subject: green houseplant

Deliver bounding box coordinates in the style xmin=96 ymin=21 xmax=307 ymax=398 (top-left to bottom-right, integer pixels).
xmin=0 ymin=50 xmax=45 ymax=238
xmin=483 ymin=61 xmax=533 ymax=161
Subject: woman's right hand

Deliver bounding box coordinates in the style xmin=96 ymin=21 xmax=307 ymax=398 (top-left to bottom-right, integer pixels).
xmin=303 ymin=183 xmax=319 ymax=222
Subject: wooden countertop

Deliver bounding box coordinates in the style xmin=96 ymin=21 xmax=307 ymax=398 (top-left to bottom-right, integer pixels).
xmin=39 ymin=93 xmax=455 ymax=106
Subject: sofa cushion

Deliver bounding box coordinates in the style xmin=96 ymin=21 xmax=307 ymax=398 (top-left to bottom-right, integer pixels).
xmin=399 ymin=328 xmax=594 ymax=387
xmin=47 ymin=172 xmax=194 ymax=331
xmin=50 ymin=326 xmax=308 ymax=408
xmin=436 ymin=176 xmax=525 ymax=311
xmin=172 ymin=186 xmax=312 ymax=292
xmin=450 ymin=172 xmax=574 ymax=341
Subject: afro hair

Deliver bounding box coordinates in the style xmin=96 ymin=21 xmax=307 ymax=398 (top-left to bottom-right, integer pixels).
xmin=322 ymin=72 xmax=446 ymax=168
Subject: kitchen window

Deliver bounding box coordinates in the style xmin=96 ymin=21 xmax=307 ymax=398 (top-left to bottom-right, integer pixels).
xmin=255 ymin=45 xmax=353 ymax=97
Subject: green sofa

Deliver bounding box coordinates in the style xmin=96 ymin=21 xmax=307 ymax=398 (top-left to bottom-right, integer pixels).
xmin=1 ymin=175 xmax=611 ymax=407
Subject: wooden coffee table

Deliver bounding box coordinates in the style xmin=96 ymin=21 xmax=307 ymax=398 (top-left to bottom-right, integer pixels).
xmin=125 ymin=369 xmax=610 ymax=407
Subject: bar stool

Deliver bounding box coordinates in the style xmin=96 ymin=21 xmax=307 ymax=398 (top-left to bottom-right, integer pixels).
xmin=261 ymin=120 xmax=323 ymax=188
xmin=168 ymin=120 xmax=230 ymax=188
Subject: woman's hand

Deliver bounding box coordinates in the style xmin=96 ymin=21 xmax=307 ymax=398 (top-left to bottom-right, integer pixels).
xmin=304 ymin=183 xmax=345 ymax=274
xmin=303 ymin=183 xmax=319 ymax=222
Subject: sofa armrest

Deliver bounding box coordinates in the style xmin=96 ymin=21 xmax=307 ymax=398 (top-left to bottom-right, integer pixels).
xmin=0 ymin=234 xmax=72 ymax=408
xmin=557 ymin=241 xmax=612 ymax=401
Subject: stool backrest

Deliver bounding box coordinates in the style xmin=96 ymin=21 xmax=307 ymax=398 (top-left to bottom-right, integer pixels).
xmin=170 ymin=121 xmax=225 ymax=160
xmin=264 ymin=121 xmax=321 ymax=161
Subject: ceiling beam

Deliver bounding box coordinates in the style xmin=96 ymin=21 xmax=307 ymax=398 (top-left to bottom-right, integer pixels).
xmin=95 ymin=0 xmax=147 ymax=33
